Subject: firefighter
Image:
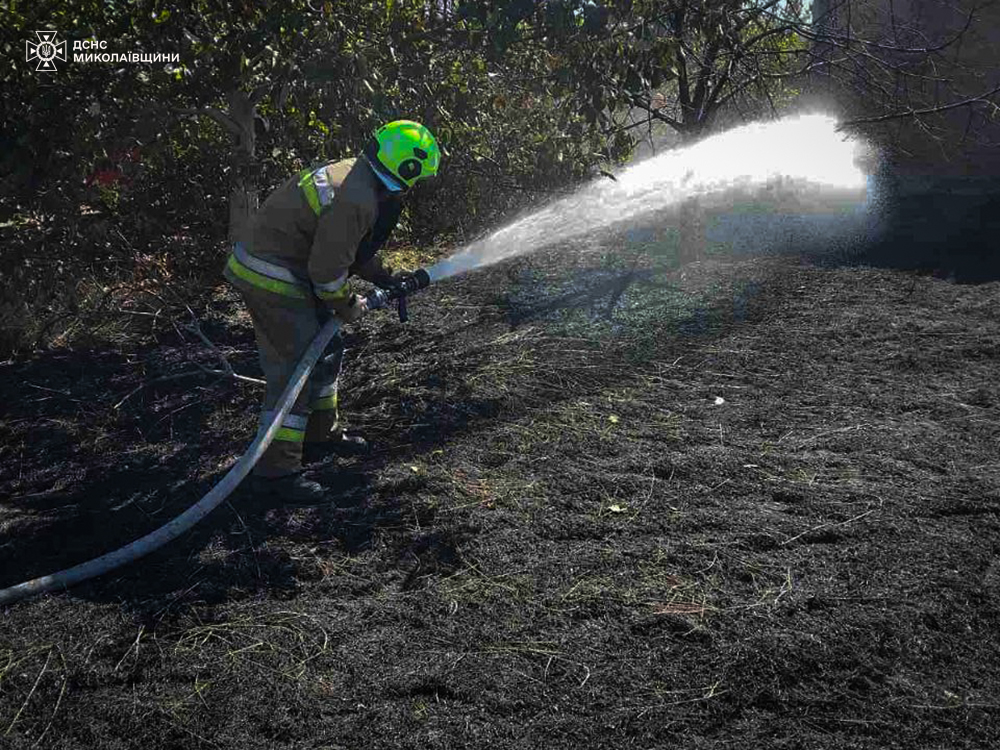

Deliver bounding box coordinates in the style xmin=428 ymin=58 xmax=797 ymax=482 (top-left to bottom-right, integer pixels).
xmin=224 ymin=120 xmax=441 ymax=501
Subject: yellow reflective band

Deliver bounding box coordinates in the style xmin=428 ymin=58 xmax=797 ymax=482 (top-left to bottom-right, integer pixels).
xmin=274 ymin=427 xmax=305 ymax=443
xmin=313 ymin=272 xmax=348 ymax=294
xmin=310 ymin=393 xmax=338 ymax=411
xmin=226 ymin=254 xmax=308 ymax=299
xmin=298 ymin=169 xmax=321 ymax=215
xmin=315 ymin=280 xmax=352 ymax=301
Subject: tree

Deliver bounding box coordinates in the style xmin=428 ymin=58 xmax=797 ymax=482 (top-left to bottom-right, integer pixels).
xmin=442 ymin=0 xmax=813 ymax=263
xmin=7 ymin=0 xmax=994 ymax=354
xmin=805 ymin=0 xmax=1000 ymax=174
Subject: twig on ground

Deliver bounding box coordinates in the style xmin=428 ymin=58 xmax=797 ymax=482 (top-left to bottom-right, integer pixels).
xmin=198 ymin=366 xmax=265 ymax=385
xmin=25 ymin=383 xmax=85 ymax=404
xmin=4 ymin=648 xmax=52 ymax=737
xmin=110 ymin=299 xmax=263 ymax=409
xmin=30 ymin=674 xmax=67 ymax=750
xmin=113 ymin=368 xmax=264 ymax=410
xmin=186 ymin=321 xmax=235 ymax=377
xmin=181 ymin=305 xmax=235 ymax=378
xmin=780 ymin=499 xmax=883 ymax=546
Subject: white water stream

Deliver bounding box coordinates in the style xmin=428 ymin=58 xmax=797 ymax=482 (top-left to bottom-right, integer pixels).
xmin=427 ymin=114 xmax=872 ymax=282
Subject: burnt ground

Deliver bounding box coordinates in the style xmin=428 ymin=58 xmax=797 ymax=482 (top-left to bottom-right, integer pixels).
xmin=1 ymin=245 xmax=1000 ymax=749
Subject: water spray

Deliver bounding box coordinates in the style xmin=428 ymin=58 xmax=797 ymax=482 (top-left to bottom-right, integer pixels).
xmin=425 ymin=114 xmax=873 ymax=284
xmin=0 ymin=114 xmax=869 ymax=606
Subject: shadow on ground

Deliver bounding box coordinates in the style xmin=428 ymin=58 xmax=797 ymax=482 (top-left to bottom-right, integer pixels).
xmin=3 ymin=251 xmax=1000 ymax=749
xmin=0 ymin=261 xmax=760 ymax=618
xmin=826 ymin=175 xmax=1000 ymax=283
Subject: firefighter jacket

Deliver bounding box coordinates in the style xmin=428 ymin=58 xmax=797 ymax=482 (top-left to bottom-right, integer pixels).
xmin=224 ymin=157 xmax=403 ymax=316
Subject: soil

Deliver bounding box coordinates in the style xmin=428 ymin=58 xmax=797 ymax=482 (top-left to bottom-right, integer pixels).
xmin=2 ymin=245 xmax=999 ymax=749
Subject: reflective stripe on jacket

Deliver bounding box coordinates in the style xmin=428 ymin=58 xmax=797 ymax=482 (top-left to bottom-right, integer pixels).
xmin=225 ymin=157 xmax=404 ymax=310
xmin=249 ymin=158 xmax=379 ymax=294
xmin=224 ymin=242 xmax=352 ymax=303
xmin=298 ymin=165 xmax=337 ymax=215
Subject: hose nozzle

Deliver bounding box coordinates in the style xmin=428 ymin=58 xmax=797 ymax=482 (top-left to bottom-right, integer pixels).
xmin=361 ymin=267 xmax=431 ymax=323
xmin=398 ymin=268 xmax=431 ymax=295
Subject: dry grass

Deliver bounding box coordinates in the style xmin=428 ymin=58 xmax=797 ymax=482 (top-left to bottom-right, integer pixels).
xmin=3 ymin=248 xmax=1000 ymax=748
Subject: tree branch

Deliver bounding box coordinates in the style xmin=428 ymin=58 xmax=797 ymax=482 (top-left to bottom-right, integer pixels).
xmin=626 ymin=92 xmax=683 ymax=130
xmin=177 ymin=106 xmax=241 ymax=137
xmin=837 ymin=81 xmax=1000 ymax=127
xmin=791 ymin=5 xmax=978 ymax=56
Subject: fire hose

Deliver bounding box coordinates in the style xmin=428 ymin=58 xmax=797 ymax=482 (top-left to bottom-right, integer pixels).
xmin=0 ymin=270 xmax=431 ymax=607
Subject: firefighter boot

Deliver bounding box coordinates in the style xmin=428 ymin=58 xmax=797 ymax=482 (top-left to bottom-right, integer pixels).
xmin=249 ymin=472 xmax=329 ymax=505
xmin=302 ymin=429 xmax=370 ymax=465
xmin=303 ymin=408 xmax=370 ymax=466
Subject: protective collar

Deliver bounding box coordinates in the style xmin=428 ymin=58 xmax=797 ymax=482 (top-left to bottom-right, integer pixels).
xmin=364 ymin=153 xmax=405 ymax=193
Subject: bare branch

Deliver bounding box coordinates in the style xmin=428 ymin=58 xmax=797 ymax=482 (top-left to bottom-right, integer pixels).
xmin=791 ymin=4 xmax=977 ymax=55
xmin=112 ymin=368 xmax=264 ymax=410
xmin=249 ymin=83 xmax=270 ymax=106
xmin=184 ymin=318 xmax=235 ymax=378
xmin=177 ymin=106 xmax=241 ymax=137
xmin=838 ymin=81 xmax=1000 ymax=127
xmin=626 ymin=92 xmax=683 ymax=130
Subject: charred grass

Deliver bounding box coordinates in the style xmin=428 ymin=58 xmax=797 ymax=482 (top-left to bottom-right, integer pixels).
xmin=2 ymin=248 xmax=1000 ymax=748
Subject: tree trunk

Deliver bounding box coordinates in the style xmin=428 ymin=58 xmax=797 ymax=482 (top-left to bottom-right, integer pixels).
xmin=676 ymin=119 xmax=707 ymax=266
xmin=678 ymin=196 xmax=705 ymax=265
xmin=225 ymin=89 xmax=258 ymax=245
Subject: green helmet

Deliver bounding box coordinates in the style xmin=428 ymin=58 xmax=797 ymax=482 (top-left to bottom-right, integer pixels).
xmin=366 ymin=120 xmax=441 ymax=191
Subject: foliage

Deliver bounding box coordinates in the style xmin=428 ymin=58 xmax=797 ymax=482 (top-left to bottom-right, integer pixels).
xmin=1 ymin=0 xmax=812 ymax=355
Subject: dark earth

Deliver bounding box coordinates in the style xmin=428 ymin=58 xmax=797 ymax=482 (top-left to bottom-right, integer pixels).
xmin=2 ymin=239 xmax=999 ymax=748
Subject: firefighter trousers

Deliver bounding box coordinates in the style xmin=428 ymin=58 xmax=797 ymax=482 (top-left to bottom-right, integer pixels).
xmin=240 ymin=289 xmax=345 ymax=477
